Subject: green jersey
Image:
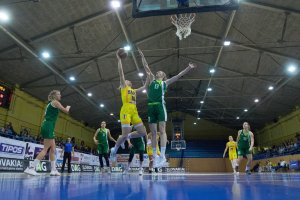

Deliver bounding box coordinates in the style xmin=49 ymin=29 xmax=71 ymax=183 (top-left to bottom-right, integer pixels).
xmin=238 ymin=130 xmax=251 ymax=148
xmin=97 ymin=128 xmax=108 ymax=145
xmin=44 ymin=102 xmax=59 ymax=122
xmin=41 ymin=102 xmax=59 ymax=139
xmin=148 ymin=80 xmax=167 ymax=104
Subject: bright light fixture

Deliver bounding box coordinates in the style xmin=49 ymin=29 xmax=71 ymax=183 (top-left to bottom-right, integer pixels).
xmin=224 ymin=41 xmax=231 ymax=46
xmin=111 ymin=0 xmax=121 ymax=9
xmin=69 ymin=76 xmax=76 ymax=81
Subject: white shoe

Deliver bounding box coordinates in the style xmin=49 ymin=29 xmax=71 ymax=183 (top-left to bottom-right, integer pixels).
xmin=153 ymin=156 xmax=160 ymax=168
xmin=24 ymin=167 xmax=39 ymax=176
xmin=121 ymin=143 xmax=125 ymax=149
xmin=110 ymin=147 xmax=116 ymax=162
xmin=107 ymin=167 xmax=111 ymax=174
xmin=50 ymin=170 xmax=61 ymax=176
xmin=157 ymin=157 xmax=167 ymax=167
xmin=139 ymin=169 xmax=143 ymax=176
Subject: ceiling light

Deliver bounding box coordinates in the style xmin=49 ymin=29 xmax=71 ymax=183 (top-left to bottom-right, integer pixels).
xmin=124 ymin=45 xmax=131 ymax=51
xmin=110 ymin=113 xmax=114 ymax=116
xmin=0 ymin=10 xmax=10 ymax=23
xmin=100 ymin=104 xmax=104 ymax=108
xmin=138 ymin=72 xmax=144 ymax=77
xmin=244 ymin=109 xmax=248 ymax=112
xmin=87 ymin=93 xmax=92 ymax=97
xmin=287 ymin=65 xmax=297 ymax=74
xmin=236 ymin=116 xmax=240 ymax=120
xmin=207 ymin=88 xmax=212 ymax=92
xmin=268 ymin=86 xmax=274 ymax=91
xmin=200 ymin=101 xmax=204 ymax=104
xmin=142 ymin=89 xmax=147 ymax=93
xmin=224 ymin=41 xmax=231 ymax=46
xmin=41 ymin=51 xmax=50 ymax=59
xmin=197 ymin=117 xmax=200 ymax=120
xmin=111 ymin=0 xmax=121 ymax=9
xmin=197 ymin=110 xmax=201 ymax=113
xmin=209 ymin=69 xmax=215 ymax=74
xmin=254 ymin=99 xmax=259 ymax=103
xmin=193 ymin=122 xmax=197 ymax=125
xmin=69 ymin=76 xmax=76 ymax=81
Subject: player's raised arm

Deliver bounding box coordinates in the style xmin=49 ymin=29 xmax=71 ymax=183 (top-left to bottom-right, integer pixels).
xmin=166 ymin=62 xmax=197 ymax=86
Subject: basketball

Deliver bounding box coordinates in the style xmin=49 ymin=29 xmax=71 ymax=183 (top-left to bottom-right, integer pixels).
xmin=117 ymin=48 xmax=128 ymax=59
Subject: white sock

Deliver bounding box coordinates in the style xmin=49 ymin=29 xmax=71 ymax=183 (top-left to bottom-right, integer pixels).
xmin=31 ymin=159 xmax=40 ymax=169
xmin=160 ymin=147 xmax=166 ymax=158
xmin=51 ymin=161 xmax=56 ymax=171
xmin=139 ymin=161 xmax=143 ymax=169
xmin=246 ymin=166 xmax=250 ymax=171
xmin=153 ymin=148 xmax=157 ymax=158
xmin=127 ymin=133 xmax=132 ymax=139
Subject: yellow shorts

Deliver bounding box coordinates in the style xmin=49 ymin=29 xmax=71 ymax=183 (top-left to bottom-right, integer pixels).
xmin=147 ymin=145 xmax=160 ymax=157
xmin=120 ymin=103 xmax=142 ymax=126
xmin=229 ymin=152 xmax=237 ymax=160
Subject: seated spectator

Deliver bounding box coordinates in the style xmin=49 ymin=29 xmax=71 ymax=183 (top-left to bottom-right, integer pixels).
xmin=5 ymin=122 xmax=16 ymax=135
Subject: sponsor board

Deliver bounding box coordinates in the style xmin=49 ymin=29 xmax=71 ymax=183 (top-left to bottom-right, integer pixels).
xmin=111 ymin=166 xmax=123 ymax=173
xmin=163 ymin=167 xmax=186 ymax=173
xmin=0 ymin=137 xmax=26 ymax=159
xmin=0 ymin=157 xmax=24 ymax=172
xmin=24 ymin=142 xmax=48 ymax=160
xmin=81 ymin=165 xmax=94 ymax=172
xmin=93 ymin=166 xmax=100 ymax=172
xmin=71 ymin=164 xmax=81 ymax=172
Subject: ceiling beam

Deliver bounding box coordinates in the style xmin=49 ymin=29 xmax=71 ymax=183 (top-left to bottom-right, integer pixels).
xmin=21 ymin=26 xmax=174 ymax=87
xmin=0 ymin=24 xmax=112 ymax=118
xmin=191 ymin=30 xmax=300 ymax=63
xmin=0 ymin=2 xmax=132 ymax=55
xmin=242 ymin=1 xmax=300 ymax=15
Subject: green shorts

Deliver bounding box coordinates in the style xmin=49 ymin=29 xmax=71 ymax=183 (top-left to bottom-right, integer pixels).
xmin=129 ymin=145 xmax=145 ymax=155
xmin=148 ymin=103 xmax=167 ymax=123
xmin=237 ymin=146 xmax=251 ymax=156
xmin=41 ymin=121 xmax=55 ymax=139
xmin=98 ymin=143 xmax=109 ymax=154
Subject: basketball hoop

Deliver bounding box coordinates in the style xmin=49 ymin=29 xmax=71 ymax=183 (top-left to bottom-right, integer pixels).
xmin=170 ymin=13 xmax=196 ymax=40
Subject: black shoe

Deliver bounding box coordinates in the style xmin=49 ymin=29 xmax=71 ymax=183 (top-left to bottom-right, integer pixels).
xmin=246 ymin=170 xmax=251 ymax=175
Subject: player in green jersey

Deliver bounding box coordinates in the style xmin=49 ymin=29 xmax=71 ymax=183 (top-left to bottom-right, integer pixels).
xmin=24 ymin=90 xmax=71 ymax=176
xmin=235 ymin=122 xmax=254 ymax=175
xmin=123 ymin=136 xmax=145 ymax=176
xmin=138 ymin=48 xmax=197 ymax=167
xmin=93 ymin=121 xmax=117 ymax=173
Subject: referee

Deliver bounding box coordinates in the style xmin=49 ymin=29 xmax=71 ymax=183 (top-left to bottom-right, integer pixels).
xmin=61 ymin=138 xmax=74 ymax=173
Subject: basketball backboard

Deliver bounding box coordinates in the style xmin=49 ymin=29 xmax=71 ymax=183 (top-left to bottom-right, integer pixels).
xmin=132 ymin=0 xmax=240 ymax=18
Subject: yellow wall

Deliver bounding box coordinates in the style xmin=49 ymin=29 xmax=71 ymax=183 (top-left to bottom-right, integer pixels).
xmin=257 ymin=108 xmax=300 ymax=146
xmin=0 ymin=87 xmax=96 ymax=148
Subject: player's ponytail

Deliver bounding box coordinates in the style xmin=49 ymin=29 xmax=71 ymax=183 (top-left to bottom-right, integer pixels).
xmin=48 ymin=90 xmax=60 ymax=101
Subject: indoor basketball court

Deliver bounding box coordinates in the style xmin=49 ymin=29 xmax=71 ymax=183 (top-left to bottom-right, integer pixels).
xmin=0 ymin=0 xmax=300 ymax=199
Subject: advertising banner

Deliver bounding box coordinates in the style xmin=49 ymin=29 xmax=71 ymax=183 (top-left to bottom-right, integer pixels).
xmin=0 ymin=157 xmax=25 ymax=172
xmin=0 ymin=136 xmax=26 ymax=159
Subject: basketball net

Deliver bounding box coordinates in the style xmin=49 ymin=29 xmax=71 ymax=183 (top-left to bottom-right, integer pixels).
xmin=176 ymin=143 xmax=181 ymax=151
xmin=171 ymin=13 xmax=196 ymax=40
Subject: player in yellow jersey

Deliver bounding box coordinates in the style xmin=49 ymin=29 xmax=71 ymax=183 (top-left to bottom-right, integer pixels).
xmin=110 ymin=49 xmax=150 ymax=163
xmin=147 ymin=132 xmax=161 ymax=173
xmin=223 ymin=136 xmax=238 ymax=173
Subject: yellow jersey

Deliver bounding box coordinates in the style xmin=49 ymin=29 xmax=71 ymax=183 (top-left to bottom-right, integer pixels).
xmin=121 ymin=86 xmax=136 ymax=105
xmin=227 ymin=141 xmax=237 ymax=154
